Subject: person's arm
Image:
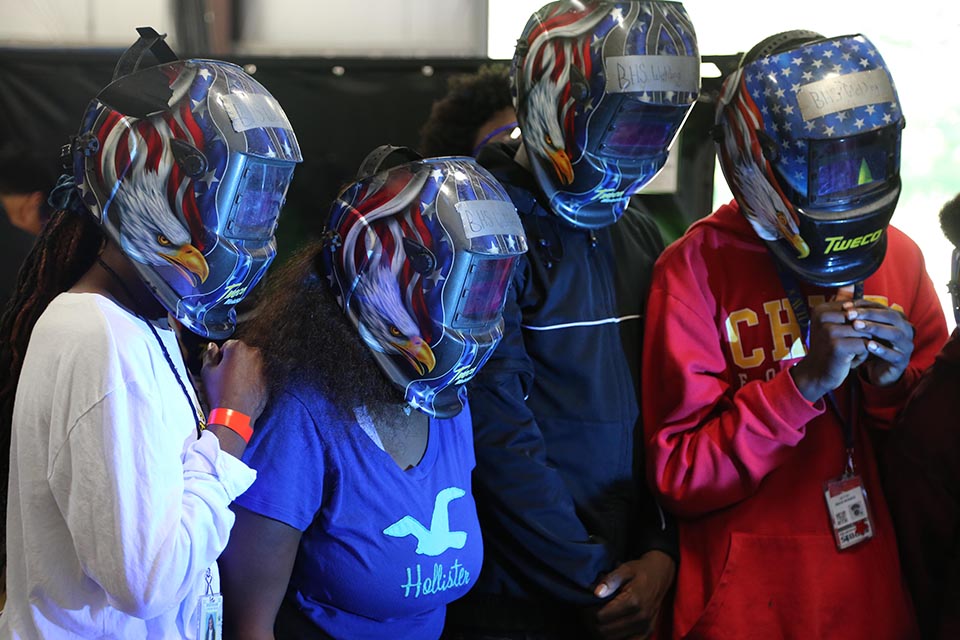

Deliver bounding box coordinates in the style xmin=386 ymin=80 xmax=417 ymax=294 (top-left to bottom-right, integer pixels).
xmin=220 ymin=389 xmax=326 ymax=637
xmin=857 ymin=240 xmax=948 ymax=428
xmin=220 ymin=506 xmax=302 ymax=640
xmin=641 ymin=260 xmax=825 ymax=518
xmin=467 ymin=262 xmax=612 ymax=604
xmin=202 ymin=340 xmax=269 ymax=460
xmin=48 ymin=378 xmax=256 ymax=619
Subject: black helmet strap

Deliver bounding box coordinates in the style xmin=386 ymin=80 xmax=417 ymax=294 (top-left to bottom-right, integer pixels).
xmin=112 ymin=26 xmax=178 ymax=81
xmin=356 ymin=145 xmax=422 ymax=181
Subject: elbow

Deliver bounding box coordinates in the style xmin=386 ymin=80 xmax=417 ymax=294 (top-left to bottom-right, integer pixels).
xmin=108 ymin=587 xmax=183 ymax=620
xmin=652 ymin=482 xmax=709 ymax=519
xmin=104 ymin=559 xmax=201 ymax=620
xmin=649 ymin=452 xmax=731 ymax=519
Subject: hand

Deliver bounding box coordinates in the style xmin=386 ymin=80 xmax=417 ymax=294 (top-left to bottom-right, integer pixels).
xmin=843 ymin=299 xmax=914 ymax=387
xmin=589 ymin=550 xmax=677 ymax=640
xmin=201 ymin=340 xmax=268 ymax=423
xmin=790 ymin=286 xmax=870 ymax=402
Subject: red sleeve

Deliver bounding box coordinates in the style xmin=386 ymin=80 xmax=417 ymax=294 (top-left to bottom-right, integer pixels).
xmin=641 ymin=251 xmax=823 ymax=518
xmin=860 ymin=228 xmax=948 ymax=428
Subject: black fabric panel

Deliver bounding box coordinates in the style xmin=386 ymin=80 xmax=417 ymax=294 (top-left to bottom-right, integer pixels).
xmin=0 ymin=48 xmax=732 ymax=265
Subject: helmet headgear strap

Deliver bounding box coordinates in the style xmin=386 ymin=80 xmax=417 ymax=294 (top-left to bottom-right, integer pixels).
xmin=356 ymin=145 xmax=422 ymax=181
xmin=112 ymin=26 xmax=178 ymax=81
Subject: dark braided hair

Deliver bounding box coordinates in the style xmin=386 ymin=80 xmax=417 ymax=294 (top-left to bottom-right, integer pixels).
xmin=0 ymin=205 xmax=105 ymax=571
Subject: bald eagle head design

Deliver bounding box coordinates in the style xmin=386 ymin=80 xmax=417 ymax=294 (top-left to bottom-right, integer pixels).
xmin=526 ymin=79 xmax=574 ymax=185
xmin=354 ymin=265 xmax=436 ymax=376
xmin=112 ymin=162 xmax=210 ymax=287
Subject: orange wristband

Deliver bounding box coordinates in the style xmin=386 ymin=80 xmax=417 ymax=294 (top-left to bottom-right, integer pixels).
xmin=207 ymin=407 xmax=253 ymax=444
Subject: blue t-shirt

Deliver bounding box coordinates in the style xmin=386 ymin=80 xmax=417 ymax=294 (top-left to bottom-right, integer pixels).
xmin=235 ymin=386 xmax=482 ymax=640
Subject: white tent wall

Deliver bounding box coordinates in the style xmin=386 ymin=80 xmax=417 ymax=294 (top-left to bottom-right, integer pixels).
xmin=0 ymin=0 xmax=487 ymax=56
xmin=0 ymin=0 xmax=169 ymax=46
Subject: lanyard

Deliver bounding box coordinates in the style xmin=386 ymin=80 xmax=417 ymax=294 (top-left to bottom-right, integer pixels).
xmin=98 ymin=258 xmax=206 ymax=438
xmin=774 ymin=261 xmax=862 ymax=475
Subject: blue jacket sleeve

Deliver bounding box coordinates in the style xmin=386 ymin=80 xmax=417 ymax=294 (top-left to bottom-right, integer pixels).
xmin=466 ymin=258 xmax=613 ymax=605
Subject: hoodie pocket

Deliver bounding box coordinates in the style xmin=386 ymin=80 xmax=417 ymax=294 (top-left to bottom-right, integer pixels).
xmin=683 ymin=531 xmax=916 ymax=640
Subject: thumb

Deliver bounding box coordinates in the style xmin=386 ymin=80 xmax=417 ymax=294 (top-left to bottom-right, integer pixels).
xmin=595 ymin=565 xmax=631 ymax=599
xmin=201 ymin=341 xmax=221 ymax=367
xmin=835 ymin=284 xmax=855 ymax=303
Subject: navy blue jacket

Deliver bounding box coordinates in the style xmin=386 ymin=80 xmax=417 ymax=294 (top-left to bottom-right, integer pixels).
xmin=449 ymin=140 xmax=677 ymax=630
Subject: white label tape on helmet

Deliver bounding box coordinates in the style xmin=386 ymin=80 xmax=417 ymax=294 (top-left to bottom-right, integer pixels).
xmin=456 ymin=200 xmax=525 ymax=240
xmin=603 ymin=55 xmax=699 ymax=95
xmin=220 ymin=93 xmax=290 ymax=132
xmin=797 ymin=68 xmax=895 ymax=122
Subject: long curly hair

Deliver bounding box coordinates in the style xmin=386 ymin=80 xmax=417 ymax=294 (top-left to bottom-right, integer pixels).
xmin=418 ymin=64 xmax=513 ymax=158
xmin=236 ymin=241 xmax=400 ymax=414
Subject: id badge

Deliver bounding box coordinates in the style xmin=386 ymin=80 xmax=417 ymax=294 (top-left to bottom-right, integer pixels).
xmin=823 ymin=474 xmax=874 ymax=550
xmin=197 ymin=593 xmax=223 ymax=639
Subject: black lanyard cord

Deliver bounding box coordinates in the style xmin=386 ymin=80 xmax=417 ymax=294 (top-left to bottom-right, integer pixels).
xmin=774 ymin=260 xmax=861 ymax=468
xmin=97 ymin=258 xmax=205 ymax=439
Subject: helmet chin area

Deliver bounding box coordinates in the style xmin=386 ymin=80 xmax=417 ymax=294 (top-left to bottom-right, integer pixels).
xmin=402 ymin=324 xmax=504 ymax=419
xmin=769 ymin=188 xmax=898 ymax=288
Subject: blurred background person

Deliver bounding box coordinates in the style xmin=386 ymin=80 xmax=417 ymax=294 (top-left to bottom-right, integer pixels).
xmin=0 ymin=145 xmax=57 ymax=308
xmin=885 ymin=192 xmax=960 ymax=640
xmin=0 ymin=28 xmax=301 ymax=638
xmin=445 ymin=2 xmax=700 ymax=638
xmin=418 ymin=63 xmax=518 ymax=158
xmin=218 ymin=148 xmax=527 ymax=640
xmin=643 ymin=30 xmax=947 ymax=638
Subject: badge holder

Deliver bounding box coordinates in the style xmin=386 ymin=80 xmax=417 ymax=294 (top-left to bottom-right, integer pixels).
xmin=197 ymin=568 xmax=223 ymax=639
xmin=823 ymin=448 xmax=874 ymax=550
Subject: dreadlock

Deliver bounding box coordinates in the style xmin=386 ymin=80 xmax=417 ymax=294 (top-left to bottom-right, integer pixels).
xmin=0 ymin=206 xmax=105 ymax=571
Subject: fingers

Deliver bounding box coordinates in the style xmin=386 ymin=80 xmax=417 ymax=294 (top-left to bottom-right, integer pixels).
xmin=595 ymin=565 xmax=632 ymax=599
xmin=201 ymin=341 xmax=221 ymax=368
xmin=595 ymin=600 xmax=654 ymax=639
xmin=835 ymin=284 xmax=856 ymax=302
xmin=864 ymin=337 xmax=912 ymax=368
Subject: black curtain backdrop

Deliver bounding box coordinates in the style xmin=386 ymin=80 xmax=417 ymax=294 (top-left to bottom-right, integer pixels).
xmin=0 ymin=48 xmax=736 ymax=266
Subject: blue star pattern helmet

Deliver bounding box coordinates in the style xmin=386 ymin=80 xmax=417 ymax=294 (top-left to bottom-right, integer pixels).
xmin=321 ymin=148 xmax=528 ymax=418
xmin=513 ymin=0 xmax=700 ymax=229
xmin=716 ymin=31 xmax=903 ymax=287
xmin=73 ymin=28 xmax=301 ymax=338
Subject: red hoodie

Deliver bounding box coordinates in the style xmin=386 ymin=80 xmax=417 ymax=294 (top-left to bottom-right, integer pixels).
xmin=643 ymin=201 xmax=947 ymax=639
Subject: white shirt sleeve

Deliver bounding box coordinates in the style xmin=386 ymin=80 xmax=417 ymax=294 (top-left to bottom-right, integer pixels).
xmin=47 ymin=376 xmax=256 ymax=619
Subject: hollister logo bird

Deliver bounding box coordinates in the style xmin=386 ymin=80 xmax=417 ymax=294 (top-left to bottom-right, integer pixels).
xmin=383 ymin=487 xmax=467 ymax=556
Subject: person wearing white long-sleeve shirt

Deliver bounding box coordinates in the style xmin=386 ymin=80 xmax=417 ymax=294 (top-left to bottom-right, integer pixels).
xmin=1 ymin=293 xmax=257 ymax=638
xmin=0 ymin=27 xmax=301 ymax=639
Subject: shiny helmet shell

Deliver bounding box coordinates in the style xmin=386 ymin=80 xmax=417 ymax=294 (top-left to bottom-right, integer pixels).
xmin=322 ymin=155 xmax=528 ymax=417
xmin=76 ymin=57 xmax=302 ymax=337
xmin=513 ymin=0 xmax=700 ymax=228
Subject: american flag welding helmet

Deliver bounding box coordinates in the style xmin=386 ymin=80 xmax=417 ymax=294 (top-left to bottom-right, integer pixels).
xmin=513 ymin=0 xmax=700 ymax=229
xmin=74 ymin=28 xmax=302 ymax=338
xmin=321 ymin=147 xmax=528 ymax=418
xmin=715 ymin=31 xmax=903 ymax=287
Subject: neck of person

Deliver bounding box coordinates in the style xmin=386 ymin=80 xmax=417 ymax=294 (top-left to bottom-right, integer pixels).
xmin=514 ymin=142 xmax=533 ymax=172
xmin=71 ymin=241 xmax=168 ymax=321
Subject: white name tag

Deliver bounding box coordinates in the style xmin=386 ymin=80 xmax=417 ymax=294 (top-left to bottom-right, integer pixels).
xmin=824 ymin=474 xmax=874 ymax=551
xmin=797 ymin=68 xmax=895 ymax=121
xmin=604 ymin=55 xmax=699 ymax=94
xmin=220 ymin=94 xmax=290 ymax=133
xmin=456 ymin=200 xmax=524 ymax=240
